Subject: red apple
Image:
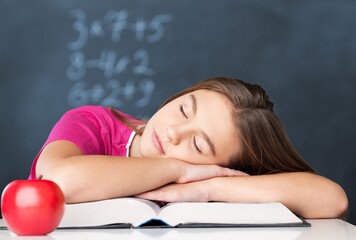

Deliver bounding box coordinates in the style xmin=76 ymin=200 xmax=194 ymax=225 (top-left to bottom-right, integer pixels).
xmin=1 ymin=180 xmax=65 ymax=235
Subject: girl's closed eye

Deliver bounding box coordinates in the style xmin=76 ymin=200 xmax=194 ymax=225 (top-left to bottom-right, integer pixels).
xmin=195 ymin=136 xmax=214 ymax=155
xmin=180 ymin=104 xmax=188 ymax=119
xmin=193 ymin=136 xmax=203 ymax=154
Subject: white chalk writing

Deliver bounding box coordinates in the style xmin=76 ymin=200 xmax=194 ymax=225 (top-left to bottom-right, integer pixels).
xmin=66 ymin=9 xmax=172 ymax=111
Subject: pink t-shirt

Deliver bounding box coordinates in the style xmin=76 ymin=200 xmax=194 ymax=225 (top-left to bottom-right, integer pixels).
xmin=29 ymin=106 xmax=137 ymax=180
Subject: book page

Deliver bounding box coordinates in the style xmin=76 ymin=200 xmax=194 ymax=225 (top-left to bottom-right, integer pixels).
xmin=59 ymin=197 xmax=161 ymax=228
xmin=158 ymin=202 xmax=302 ymax=226
xmin=0 ymin=219 xmax=6 ymax=229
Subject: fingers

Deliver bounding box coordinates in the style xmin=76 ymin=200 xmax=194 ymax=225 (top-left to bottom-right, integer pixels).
xmin=222 ymin=167 xmax=249 ymax=177
xmin=135 ymin=191 xmax=154 ymax=199
xmin=136 ymin=188 xmax=178 ymax=202
xmin=211 ymin=165 xmax=248 ymax=178
xmin=136 ymin=182 xmax=209 ymax=202
xmin=177 ymin=163 xmax=248 ymax=184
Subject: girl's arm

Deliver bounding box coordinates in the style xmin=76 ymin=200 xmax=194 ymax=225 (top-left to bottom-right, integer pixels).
xmin=209 ymin=173 xmax=348 ymax=219
xmin=137 ymin=172 xmax=348 ymax=219
xmin=36 ymin=140 xmax=243 ymax=203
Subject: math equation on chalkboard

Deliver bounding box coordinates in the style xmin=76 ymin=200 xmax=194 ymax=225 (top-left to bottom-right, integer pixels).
xmin=66 ymin=9 xmax=173 ymax=112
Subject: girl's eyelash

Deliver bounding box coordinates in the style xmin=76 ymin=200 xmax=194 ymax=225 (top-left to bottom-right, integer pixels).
xmin=180 ymin=105 xmax=188 ymax=118
xmin=194 ymin=137 xmax=202 ymax=153
xmin=180 ymin=105 xmax=200 ymax=154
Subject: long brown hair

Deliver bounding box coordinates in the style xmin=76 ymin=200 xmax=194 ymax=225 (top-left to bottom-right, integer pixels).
xmin=159 ymin=77 xmax=316 ymax=175
xmin=109 ymin=108 xmax=146 ymax=135
xmin=111 ymin=77 xmax=315 ymax=175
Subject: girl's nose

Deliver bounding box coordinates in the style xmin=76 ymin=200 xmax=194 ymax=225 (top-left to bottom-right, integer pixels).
xmin=166 ymin=125 xmax=179 ymax=145
xmin=166 ymin=124 xmax=187 ymax=145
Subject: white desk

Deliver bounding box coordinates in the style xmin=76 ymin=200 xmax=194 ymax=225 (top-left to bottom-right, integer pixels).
xmin=0 ymin=219 xmax=355 ymax=240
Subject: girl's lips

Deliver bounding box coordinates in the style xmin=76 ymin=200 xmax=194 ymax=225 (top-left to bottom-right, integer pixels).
xmin=153 ymin=130 xmax=165 ymax=154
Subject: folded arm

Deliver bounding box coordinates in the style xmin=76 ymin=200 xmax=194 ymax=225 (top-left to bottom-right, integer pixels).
xmin=36 ymin=140 xmax=244 ymax=203
xmin=137 ymin=172 xmax=348 ymax=219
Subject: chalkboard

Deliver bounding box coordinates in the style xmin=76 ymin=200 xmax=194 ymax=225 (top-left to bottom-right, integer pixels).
xmin=1 ymin=0 xmax=356 ymax=223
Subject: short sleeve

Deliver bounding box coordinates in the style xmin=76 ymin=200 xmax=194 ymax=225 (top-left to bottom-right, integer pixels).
xmin=46 ymin=107 xmax=108 ymax=155
xmin=28 ymin=106 xmax=135 ymax=180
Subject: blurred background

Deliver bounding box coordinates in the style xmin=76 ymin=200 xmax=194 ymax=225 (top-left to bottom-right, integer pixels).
xmin=0 ymin=0 xmax=355 ymax=224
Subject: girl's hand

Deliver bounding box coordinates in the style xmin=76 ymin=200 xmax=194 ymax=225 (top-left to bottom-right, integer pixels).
xmin=176 ymin=162 xmax=248 ymax=184
xmin=136 ymin=180 xmax=212 ymax=202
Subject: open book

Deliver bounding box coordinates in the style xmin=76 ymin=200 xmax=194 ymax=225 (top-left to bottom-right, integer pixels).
xmin=55 ymin=197 xmax=310 ymax=228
